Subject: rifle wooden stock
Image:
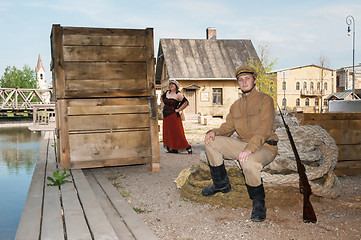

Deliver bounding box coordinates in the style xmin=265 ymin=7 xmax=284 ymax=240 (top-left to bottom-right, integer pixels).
xmin=278 ymin=106 xmax=317 ymax=223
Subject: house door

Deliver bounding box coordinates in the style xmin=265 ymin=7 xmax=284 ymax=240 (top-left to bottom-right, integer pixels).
xmin=184 ymin=89 xmax=196 ymax=115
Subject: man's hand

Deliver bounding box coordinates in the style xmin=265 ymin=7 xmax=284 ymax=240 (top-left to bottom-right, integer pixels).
xmin=238 ymin=149 xmax=252 ymax=164
xmin=204 ymin=131 xmax=215 ymax=146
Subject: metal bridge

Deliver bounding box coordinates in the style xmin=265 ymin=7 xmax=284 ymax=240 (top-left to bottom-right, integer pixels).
xmin=0 ymin=88 xmax=53 ymax=115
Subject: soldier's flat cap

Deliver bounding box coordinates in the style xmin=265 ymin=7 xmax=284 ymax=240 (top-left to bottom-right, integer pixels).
xmin=235 ymin=66 xmax=257 ymax=79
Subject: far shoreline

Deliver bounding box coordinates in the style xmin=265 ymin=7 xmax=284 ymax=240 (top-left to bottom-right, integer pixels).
xmin=0 ymin=117 xmax=32 ymax=128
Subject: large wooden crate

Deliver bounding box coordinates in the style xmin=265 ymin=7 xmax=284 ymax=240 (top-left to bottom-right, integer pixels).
xmin=296 ymin=112 xmax=361 ymax=176
xmin=51 ymin=25 xmax=159 ymax=171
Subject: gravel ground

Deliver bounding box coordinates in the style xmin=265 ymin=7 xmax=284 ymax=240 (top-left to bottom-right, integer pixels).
xmin=102 ymin=120 xmax=361 ymax=240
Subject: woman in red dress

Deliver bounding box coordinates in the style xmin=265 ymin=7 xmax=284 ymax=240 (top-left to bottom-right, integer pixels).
xmin=161 ymin=80 xmax=192 ymax=154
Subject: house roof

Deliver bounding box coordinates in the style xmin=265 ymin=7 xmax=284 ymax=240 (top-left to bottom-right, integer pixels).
xmin=270 ymin=64 xmax=335 ymax=73
xmin=155 ymin=38 xmax=260 ymax=83
xmin=325 ymin=91 xmax=355 ymax=100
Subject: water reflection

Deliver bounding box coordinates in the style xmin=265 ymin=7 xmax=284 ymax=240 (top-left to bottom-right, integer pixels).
xmin=0 ymin=126 xmax=43 ymax=240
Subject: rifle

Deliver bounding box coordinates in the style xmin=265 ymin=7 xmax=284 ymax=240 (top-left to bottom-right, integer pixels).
xmin=278 ymin=106 xmax=317 ymax=223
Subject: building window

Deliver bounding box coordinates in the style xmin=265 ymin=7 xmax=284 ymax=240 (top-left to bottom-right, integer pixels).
xmin=40 ymin=74 xmax=43 ymax=80
xmin=315 ymin=98 xmax=319 ymax=106
xmin=296 ymin=82 xmax=300 ymax=90
xmin=282 ymin=81 xmax=286 ymax=90
xmin=296 ymin=98 xmax=300 ymax=106
xmin=305 ymin=98 xmax=310 ymax=106
xmin=282 ymin=98 xmax=287 ymax=107
xmin=324 ymin=99 xmax=328 ymax=106
xmin=324 ymin=82 xmax=328 ymax=91
xmin=212 ymin=88 xmax=222 ymax=105
xmin=310 ymin=82 xmax=314 ymax=93
xmin=303 ymin=82 xmax=307 ymax=91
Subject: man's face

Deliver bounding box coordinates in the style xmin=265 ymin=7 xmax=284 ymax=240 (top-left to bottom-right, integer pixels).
xmin=237 ymin=74 xmax=257 ymax=93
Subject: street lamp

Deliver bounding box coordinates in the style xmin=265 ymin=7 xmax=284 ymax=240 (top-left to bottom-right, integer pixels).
xmin=346 ymin=15 xmax=355 ymax=99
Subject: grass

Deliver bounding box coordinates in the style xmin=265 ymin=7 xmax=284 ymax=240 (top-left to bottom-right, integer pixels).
xmin=120 ymin=188 xmax=131 ymax=197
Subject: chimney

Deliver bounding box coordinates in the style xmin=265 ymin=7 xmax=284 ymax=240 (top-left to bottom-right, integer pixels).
xmin=206 ymin=27 xmax=216 ymax=40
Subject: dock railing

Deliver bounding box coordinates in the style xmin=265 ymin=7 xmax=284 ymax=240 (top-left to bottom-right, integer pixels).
xmin=28 ymin=104 xmax=56 ymax=131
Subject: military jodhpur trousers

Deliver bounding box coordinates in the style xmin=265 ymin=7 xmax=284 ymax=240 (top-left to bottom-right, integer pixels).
xmin=205 ymin=136 xmax=275 ymax=187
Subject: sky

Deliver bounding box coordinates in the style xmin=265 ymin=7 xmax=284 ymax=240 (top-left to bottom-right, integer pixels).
xmin=1 ymin=0 xmax=361 ymax=86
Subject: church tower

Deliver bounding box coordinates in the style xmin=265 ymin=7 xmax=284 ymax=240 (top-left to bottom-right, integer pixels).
xmin=36 ymin=54 xmax=47 ymax=89
xmin=36 ymin=54 xmax=50 ymax=103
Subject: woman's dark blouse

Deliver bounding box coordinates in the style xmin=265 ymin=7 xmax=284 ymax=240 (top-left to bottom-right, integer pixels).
xmin=161 ymin=91 xmax=188 ymax=118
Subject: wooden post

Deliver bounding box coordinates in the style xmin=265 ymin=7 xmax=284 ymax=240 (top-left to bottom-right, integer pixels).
xmin=57 ymin=99 xmax=70 ymax=169
xmin=148 ymin=96 xmax=160 ymax=172
xmin=51 ymin=24 xmax=65 ymax=99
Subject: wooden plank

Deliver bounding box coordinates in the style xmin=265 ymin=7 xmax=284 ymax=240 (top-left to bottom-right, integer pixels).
xmin=91 ymin=169 xmax=158 ymax=240
xmin=64 ymin=62 xmax=146 ymax=80
xmin=69 ymin=130 xmax=151 ymax=150
xmin=63 ymin=34 xmax=146 ymax=47
xmin=298 ymin=113 xmax=361 ymax=121
xmin=71 ymin=170 xmax=119 ymax=239
xmin=60 ymin=177 xmax=92 ymax=240
xmin=83 ymin=170 xmax=135 ymax=240
xmin=62 ymin=27 xmax=146 ymax=46
xmin=68 ymin=105 xmax=149 ymax=116
xmin=335 ymin=160 xmax=361 ymax=169
xmin=15 ymin=138 xmax=48 ymax=240
xmin=70 ymin=157 xmax=150 ymax=169
xmin=68 ymin=113 xmax=150 ymax=131
xmin=51 ymin=24 xmax=65 ymax=99
xmin=63 ymin=46 xmax=146 ymax=62
xmin=64 ymin=89 xmax=149 ymax=98
xmin=41 ymin=135 xmax=65 ymax=240
xmin=70 ymin=147 xmax=151 ymax=162
xmin=58 ymin=100 xmax=71 ymax=169
xmin=66 ymin=79 xmax=147 ymax=93
xmin=337 ymin=145 xmax=361 ymax=161
xmin=328 ymin=129 xmax=361 ymax=145
xmin=334 ymin=168 xmax=361 ymax=176
xmin=66 ymin=97 xmax=149 ymax=108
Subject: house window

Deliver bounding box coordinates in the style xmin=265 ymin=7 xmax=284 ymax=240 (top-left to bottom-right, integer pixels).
xmin=296 ymin=82 xmax=300 ymax=90
xmin=315 ymin=98 xmax=319 ymax=106
xmin=317 ymin=82 xmax=320 ymax=91
xmin=282 ymin=98 xmax=287 ymax=107
xmin=40 ymin=74 xmax=43 ymax=80
xmin=305 ymin=98 xmax=310 ymax=106
xmin=238 ymin=88 xmax=242 ymax=98
xmin=324 ymin=82 xmax=328 ymax=91
xmin=282 ymin=81 xmax=286 ymax=90
xmin=212 ymin=88 xmax=222 ymax=105
xmin=296 ymin=98 xmax=300 ymax=106
xmin=303 ymin=82 xmax=307 ymax=91
xmin=310 ymin=82 xmax=314 ymax=93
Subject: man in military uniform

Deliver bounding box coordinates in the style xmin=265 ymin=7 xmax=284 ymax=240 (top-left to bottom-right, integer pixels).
xmin=202 ymin=66 xmax=278 ymax=222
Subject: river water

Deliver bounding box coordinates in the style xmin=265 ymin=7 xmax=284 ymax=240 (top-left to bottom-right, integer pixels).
xmin=0 ymin=126 xmax=43 ymax=240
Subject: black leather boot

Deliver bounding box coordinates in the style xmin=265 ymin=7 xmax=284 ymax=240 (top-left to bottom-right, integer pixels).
xmin=246 ymin=183 xmax=266 ymax=222
xmin=202 ymin=163 xmax=231 ymax=196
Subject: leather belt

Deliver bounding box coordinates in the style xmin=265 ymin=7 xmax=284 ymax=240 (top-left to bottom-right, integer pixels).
xmin=265 ymin=140 xmax=278 ymax=146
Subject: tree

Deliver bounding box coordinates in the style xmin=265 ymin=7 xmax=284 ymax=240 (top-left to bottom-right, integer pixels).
xmin=0 ymin=65 xmax=37 ymax=88
xmin=318 ymin=55 xmax=330 ymax=113
xmin=247 ymin=42 xmax=278 ymax=104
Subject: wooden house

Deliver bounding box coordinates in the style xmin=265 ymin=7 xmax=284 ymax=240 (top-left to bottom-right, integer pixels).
xmin=51 ymin=25 xmax=159 ymax=171
xmin=155 ymin=28 xmax=260 ymax=119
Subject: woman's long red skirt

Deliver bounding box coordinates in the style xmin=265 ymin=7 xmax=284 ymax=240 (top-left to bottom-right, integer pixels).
xmin=163 ymin=113 xmax=190 ymax=150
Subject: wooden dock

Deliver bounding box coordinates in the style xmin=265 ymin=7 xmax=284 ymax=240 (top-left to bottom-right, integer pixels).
xmin=16 ymin=131 xmax=158 ymax=240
